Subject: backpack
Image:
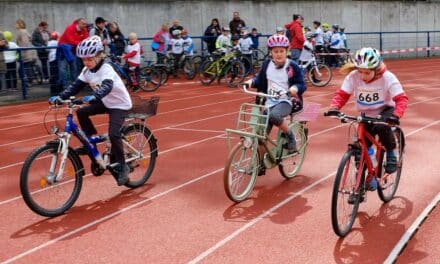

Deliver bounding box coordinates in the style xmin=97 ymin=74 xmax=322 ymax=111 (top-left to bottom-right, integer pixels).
xmin=151 ymin=41 xmax=160 ymax=51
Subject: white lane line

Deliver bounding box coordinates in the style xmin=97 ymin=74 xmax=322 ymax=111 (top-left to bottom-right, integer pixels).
xmin=384 ymin=193 xmax=440 ymax=264
xmin=164 ymin=127 xmax=225 ymax=134
xmin=188 ymin=119 xmax=440 ymax=263
xmin=0 ymin=168 xmax=225 ymax=264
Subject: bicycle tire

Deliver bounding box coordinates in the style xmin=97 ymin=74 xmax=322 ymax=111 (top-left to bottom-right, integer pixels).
xmin=20 ymin=143 xmax=83 ymax=217
xmin=151 ymin=66 xmax=168 ymax=85
xmin=331 ymin=149 xmax=363 ymax=237
xmin=139 ymin=66 xmax=162 ymax=92
xmin=240 ymin=55 xmax=253 ymax=76
xmin=122 ymin=124 xmax=158 ymax=188
xmin=224 ymin=141 xmax=259 ymax=202
xmin=377 ymin=127 xmax=405 ymax=202
xmin=199 ymin=60 xmax=216 ymax=85
xmin=309 ymin=64 xmax=332 ymax=87
xmin=183 ymin=58 xmax=195 ymax=80
xmin=279 ymin=122 xmax=307 ymax=179
xmin=224 ymin=60 xmax=245 ymax=88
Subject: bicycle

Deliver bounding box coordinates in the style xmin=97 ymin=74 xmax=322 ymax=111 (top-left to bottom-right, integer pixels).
xmin=152 ymin=53 xmax=195 ymax=84
xmin=20 ymin=95 xmax=159 ymax=217
xmin=224 ymin=84 xmax=320 ymax=202
xmin=198 ymin=50 xmax=246 ymax=88
xmin=299 ymin=53 xmax=332 ymax=87
xmin=324 ymin=111 xmax=405 ymax=237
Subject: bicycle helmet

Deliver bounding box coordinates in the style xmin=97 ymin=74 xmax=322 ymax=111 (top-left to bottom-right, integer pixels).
xmin=353 ymin=47 xmax=382 ymax=69
xmin=172 ymin=29 xmax=181 ymax=36
xmin=50 ymin=31 xmax=59 ymax=40
xmin=2 ymin=31 xmax=13 ymax=42
xmin=322 ymin=23 xmax=330 ymax=30
xmin=222 ymin=26 xmax=230 ymax=31
xmin=76 ymin=36 xmax=104 ymax=58
xmin=332 ymin=24 xmax=339 ymax=31
xmin=266 ymin=34 xmax=290 ymax=49
xmin=276 ymin=26 xmax=284 ymax=33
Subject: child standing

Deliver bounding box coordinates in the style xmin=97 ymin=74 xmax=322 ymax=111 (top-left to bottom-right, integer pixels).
xmin=47 ymin=31 xmax=60 ymax=95
xmin=123 ymin=32 xmax=141 ymax=90
xmin=216 ymin=27 xmax=231 ymax=54
xmin=181 ymin=29 xmax=194 ymax=56
xmin=250 ymin=28 xmax=260 ymax=49
xmin=169 ymin=29 xmax=185 ymax=76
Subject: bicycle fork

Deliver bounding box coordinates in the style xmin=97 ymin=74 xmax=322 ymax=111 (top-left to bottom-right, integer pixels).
xmin=47 ymin=133 xmax=72 ymax=184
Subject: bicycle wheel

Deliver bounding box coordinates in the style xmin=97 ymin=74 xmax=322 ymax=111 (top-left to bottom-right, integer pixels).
xmin=224 ymin=140 xmax=259 ymax=202
xmin=240 ymin=55 xmax=253 ymax=76
xmin=139 ymin=67 xmax=161 ymax=92
xmin=279 ymin=122 xmax=307 ymax=179
xmin=122 ymin=124 xmax=158 ymax=188
xmin=191 ymin=55 xmax=203 ymax=74
xmin=20 ymin=143 xmax=83 ymax=217
xmin=252 ymin=48 xmax=267 ymax=67
xmin=308 ymin=64 xmax=332 ymax=87
xmin=182 ymin=58 xmax=195 ymax=80
xmin=151 ymin=66 xmax=168 ymax=86
xmin=331 ymin=149 xmax=363 ymax=237
xmin=377 ymin=127 xmax=405 ymax=202
xmin=199 ymin=60 xmax=216 ymax=85
xmin=224 ymin=60 xmax=245 ymax=88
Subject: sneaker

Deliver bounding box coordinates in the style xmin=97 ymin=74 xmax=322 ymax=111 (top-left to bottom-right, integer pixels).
xmin=74 ymin=146 xmax=89 ymax=156
xmin=284 ymin=132 xmax=297 ymax=154
xmin=113 ymin=163 xmax=129 ymax=186
xmin=257 ymin=165 xmax=266 ymax=176
xmin=385 ymin=156 xmax=398 ymax=174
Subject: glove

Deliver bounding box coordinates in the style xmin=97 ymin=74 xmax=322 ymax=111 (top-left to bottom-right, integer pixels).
xmin=48 ymin=96 xmax=62 ymax=105
xmin=386 ymin=114 xmax=400 ymax=125
xmin=325 ymin=108 xmax=341 ymax=117
xmin=82 ymin=95 xmax=97 ymax=103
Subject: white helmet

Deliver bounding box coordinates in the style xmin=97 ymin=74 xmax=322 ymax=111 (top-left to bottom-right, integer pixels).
xmin=76 ymin=36 xmax=104 ymax=58
xmin=353 ymin=47 xmax=382 ymax=69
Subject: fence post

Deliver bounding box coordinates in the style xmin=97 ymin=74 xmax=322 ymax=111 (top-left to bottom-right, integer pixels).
xmin=200 ymin=36 xmax=204 ymax=53
xmin=427 ymin=32 xmax=431 ymax=57
xmin=17 ymin=49 xmax=27 ymax=100
xmin=379 ymin=32 xmax=383 ymax=52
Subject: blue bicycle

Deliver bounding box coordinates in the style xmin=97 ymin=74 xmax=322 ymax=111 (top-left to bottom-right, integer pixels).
xmin=20 ymin=96 xmax=159 ymax=217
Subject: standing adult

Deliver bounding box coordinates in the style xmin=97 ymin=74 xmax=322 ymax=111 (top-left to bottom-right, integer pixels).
xmin=284 ymin=14 xmax=305 ymax=62
xmin=0 ymin=33 xmax=8 ymax=91
xmin=152 ymin=23 xmax=171 ymax=63
xmin=108 ymin=22 xmax=126 ymax=56
xmin=2 ymin=31 xmax=18 ymax=91
xmin=89 ymin=17 xmax=111 ymax=49
xmin=203 ymin=18 xmax=221 ymax=53
xmin=57 ymin=18 xmax=89 ymax=89
xmin=229 ymin=11 xmax=246 ymax=36
xmin=15 ymin=19 xmax=37 ymax=84
xmin=32 ymin=21 xmax=51 ymax=81
xmin=169 ymin=19 xmax=183 ymax=35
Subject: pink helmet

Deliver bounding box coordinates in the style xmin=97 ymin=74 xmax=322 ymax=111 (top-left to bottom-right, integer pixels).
xmin=266 ymin=34 xmax=290 ymax=49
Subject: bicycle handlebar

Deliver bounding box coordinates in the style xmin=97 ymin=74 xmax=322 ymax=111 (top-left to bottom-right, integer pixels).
xmin=324 ymin=111 xmax=391 ymax=126
xmin=49 ymin=96 xmax=84 ymax=108
xmin=241 ymin=84 xmax=287 ymax=100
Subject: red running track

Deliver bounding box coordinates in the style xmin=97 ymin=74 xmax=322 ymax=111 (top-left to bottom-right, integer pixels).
xmin=0 ymin=58 xmax=439 ymax=263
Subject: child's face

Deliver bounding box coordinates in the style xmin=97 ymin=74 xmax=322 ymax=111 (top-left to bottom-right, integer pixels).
xmin=0 ymin=39 xmax=6 ymax=47
xmin=271 ymin=47 xmax=288 ymax=66
xmin=358 ymin=68 xmax=375 ymax=82
xmin=129 ymin=37 xmax=137 ymax=44
xmin=223 ymin=30 xmax=229 ymax=36
xmin=82 ymin=56 xmax=101 ymax=69
xmin=232 ymin=40 xmax=238 ymax=46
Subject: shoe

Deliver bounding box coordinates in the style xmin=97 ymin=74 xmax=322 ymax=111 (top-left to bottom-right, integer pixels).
xmin=113 ymin=163 xmax=129 ymax=186
xmin=367 ymin=177 xmax=378 ymax=191
xmin=257 ymin=165 xmax=266 ymax=176
xmin=284 ymin=132 xmax=297 ymax=153
xmin=74 ymin=146 xmax=89 ymax=156
xmin=348 ymin=193 xmax=365 ymax=204
xmin=385 ymin=156 xmax=397 ymax=174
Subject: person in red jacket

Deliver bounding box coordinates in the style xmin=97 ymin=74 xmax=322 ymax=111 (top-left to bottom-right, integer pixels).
xmin=57 ymin=18 xmax=89 ymax=89
xmin=284 ymin=14 xmax=305 ymax=62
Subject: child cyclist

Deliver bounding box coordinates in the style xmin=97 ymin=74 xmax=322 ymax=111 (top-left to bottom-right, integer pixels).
xmin=245 ymin=34 xmax=306 ymax=175
xmin=123 ymin=32 xmax=141 ymax=91
xmin=327 ymin=47 xmax=408 ymax=184
xmin=49 ymin=36 xmax=133 ymax=186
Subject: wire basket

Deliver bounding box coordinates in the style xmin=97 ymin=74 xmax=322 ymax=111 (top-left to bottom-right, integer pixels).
xmin=292 ymin=102 xmax=321 ymax=122
xmin=128 ymin=96 xmax=160 ymax=119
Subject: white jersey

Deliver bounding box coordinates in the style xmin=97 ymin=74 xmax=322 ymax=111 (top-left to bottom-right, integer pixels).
xmin=265 ymin=60 xmax=292 ymax=108
xmin=341 ymin=70 xmax=404 ymax=116
xmin=323 ymin=31 xmax=332 ymax=45
xmin=79 ymin=63 xmax=132 ymax=110
xmin=238 ymin=37 xmax=253 ymax=54
xmin=169 ymin=38 xmax=184 ymax=54
xmin=125 ymin=42 xmax=141 ymax=65
xmin=314 ymin=27 xmax=324 ymax=45
xmin=182 ymin=37 xmax=193 ymax=55
xmin=299 ymin=40 xmax=314 ymax=62
xmin=216 ymin=34 xmax=231 ymax=53
xmin=330 ymin=33 xmax=342 ymax=49
xmin=4 ymin=42 xmax=18 ymax=63
xmin=47 ymin=40 xmax=58 ymax=62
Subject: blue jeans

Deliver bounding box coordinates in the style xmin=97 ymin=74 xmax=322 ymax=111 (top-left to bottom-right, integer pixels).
xmin=290 ymin=49 xmax=302 ymax=63
xmin=57 ymin=58 xmax=78 ymax=89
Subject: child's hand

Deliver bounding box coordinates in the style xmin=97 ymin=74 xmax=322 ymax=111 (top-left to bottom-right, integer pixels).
xmin=289 ymin=85 xmax=298 ymax=96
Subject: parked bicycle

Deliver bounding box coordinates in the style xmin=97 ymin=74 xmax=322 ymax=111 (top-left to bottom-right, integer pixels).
xmin=223 ymin=84 xmax=320 ymax=202
xmin=324 ymin=111 xmax=405 ymax=237
xmin=299 ymin=53 xmax=332 ymax=87
xmin=20 ymin=95 xmax=159 ymax=217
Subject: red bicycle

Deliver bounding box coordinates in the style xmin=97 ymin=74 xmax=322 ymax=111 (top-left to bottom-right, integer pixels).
xmin=324 ymin=112 xmax=405 ymax=237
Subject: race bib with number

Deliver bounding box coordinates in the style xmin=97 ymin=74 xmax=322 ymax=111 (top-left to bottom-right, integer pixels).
xmin=356 ymin=87 xmax=384 ymax=106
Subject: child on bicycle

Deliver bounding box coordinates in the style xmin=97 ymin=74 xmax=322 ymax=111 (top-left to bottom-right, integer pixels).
xmin=123 ymin=32 xmax=141 ymax=91
xmin=327 ymin=47 xmax=408 ymax=176
xmin=245 ymin=34 xmax=306 ymax=175
xmin=49 ymin=36 xmax=133 ymax=186
xmin=215 ymin=27 xmax=231 ymax=54
xmin=169 ymin=29 xmax=185 ymax=77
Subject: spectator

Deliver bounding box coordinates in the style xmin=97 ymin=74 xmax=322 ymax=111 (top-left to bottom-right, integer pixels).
xmin=169 ymin=19 xmax=183 ymax=35
xmin=47 ymin=31 xmax=60 ymax=95
xmin=238 ymin=29 xmax=253 ymax=73
xmin=152 ymin=23 xmax=171 ymax=63
xmin=0 ymin=32 xmax=8 ymax=91
xmin=3 ymin=31 xmax=18 ymax=91
xmin=32 ymin=21 xmax=50 ymax=82
xmin=250 ymin=28 xmax=261 ymax=49
xmin=313 ymin=20 xmax=324 ymax=53
xmin=276 ymin=26 xmax=285 ymax=35
xmin=203 ymin=18 xmax=221 ymax=53
xmin=108 ymin=21 xmax=126 ymax=56
xmin=169 ymin=29 xmax=185 ymax=77
xmin=181 ymin=29 xmax=194 ymax=56
xmin=15 ymin=19 xmax=37 ymax=84
xmin=123 ymin=32 xmax=141 ymax=91
xmin=329 ymin=24 xmax=342 ymax=67
xmin=89 ymin=17 xmax=111 ymax=48
xmin=57 ymin=18 xmax=89 ymax=89
xmin=284 ymin=14 xmax=305 ymax=62
xmin=229 ymin=11 xmax=246 ymax=36
xmin=340 ymin=26 xmax=348 ymax=49
xmin=215 ymin=27 xmax=231 ymax=54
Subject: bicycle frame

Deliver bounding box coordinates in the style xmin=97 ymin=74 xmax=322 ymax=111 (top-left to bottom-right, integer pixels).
xmin=206 ymin=51 xmax=238 ymax=76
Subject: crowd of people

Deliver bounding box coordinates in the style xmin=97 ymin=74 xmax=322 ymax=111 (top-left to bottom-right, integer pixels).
xmin=0 ymin=12 xmax=349 ymax=94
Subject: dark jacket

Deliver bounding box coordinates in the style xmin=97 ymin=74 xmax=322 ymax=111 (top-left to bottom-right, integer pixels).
xmin=32 ymin=29 xmax=49 ymax=57
xmin=252 ymin=59 xmax=306 ymax=103
xmin=109 ymin=30 xmax=126 ymax=56
xmin=229 ymin=18 xmax=246 ymax=35
xmin=203 ymin=24 xmax=221 ymax=43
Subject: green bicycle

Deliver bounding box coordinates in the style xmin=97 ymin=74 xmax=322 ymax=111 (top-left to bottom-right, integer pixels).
xmin=224 ymin=85 xmax=320 ymax=202
xmin=198 ymin=50 xmax=246 ymax=88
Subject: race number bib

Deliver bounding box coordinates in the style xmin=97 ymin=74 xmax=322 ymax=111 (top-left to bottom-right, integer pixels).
xmin=356 ymin=87 xmax=384 ymax=106
xmin=268 ymin=80 xmax=287 ymax=99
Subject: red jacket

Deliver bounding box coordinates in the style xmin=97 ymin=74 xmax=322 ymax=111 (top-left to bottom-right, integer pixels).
xmin=284 ymin=21 xmax=305 ymax=49
xmin=59 ymin=20 xmax=89 ymax=46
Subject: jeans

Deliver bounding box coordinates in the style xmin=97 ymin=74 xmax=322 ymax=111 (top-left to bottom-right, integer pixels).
xmin=290 ymin=49 xmax=302 ymax=63
xmin=57 ymin=58 xmax=78 ymax=90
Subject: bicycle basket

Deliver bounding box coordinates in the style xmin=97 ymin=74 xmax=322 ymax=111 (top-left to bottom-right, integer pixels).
xmin=128 ymin=95 xmax=160 ymax=119
xmin=292 ymin=102 xmax=321 ymax=122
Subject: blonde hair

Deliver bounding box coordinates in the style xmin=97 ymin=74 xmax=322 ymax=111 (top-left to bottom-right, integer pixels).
xmin=340 ymin=61 xmax=386 ymax=75
xmin=16 ymin=19 xmax=26 ymax=29
xmin=128 ymin=32 xmax=137 ymax=39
